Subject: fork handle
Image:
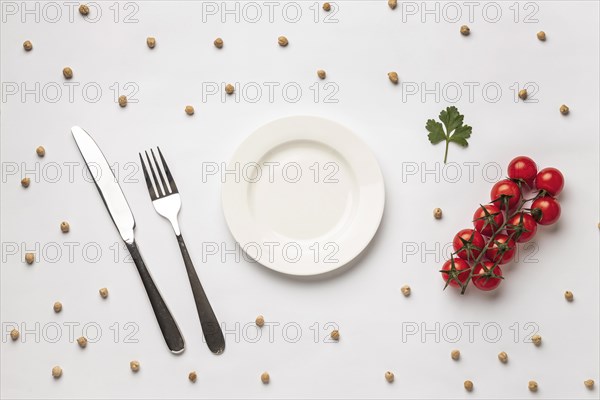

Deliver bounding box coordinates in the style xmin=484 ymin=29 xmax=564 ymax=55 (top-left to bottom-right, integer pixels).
xmin=126 ymin=240 xmax=185 ymax=354
xmin=177 ymin=234 xmax=225 ymax=354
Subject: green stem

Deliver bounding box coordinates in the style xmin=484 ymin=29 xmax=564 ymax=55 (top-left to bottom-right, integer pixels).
xmin=444 ymin=140 xmax=450 ymax=164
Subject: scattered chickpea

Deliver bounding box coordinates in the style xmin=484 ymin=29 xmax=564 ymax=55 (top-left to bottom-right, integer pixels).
xmin=60 ymin=221 xmax=70 ymax=233
xmin=36 ymin=146 xmax=45 ymax=157
xmin=261 ymin=372 xmax=270 ymax=384
xmin=584 ymin=379 xmax=595 ymax=389
xmin=385 ymin=371 xmax=394 ymax=383
xmin=498 ymin=351 xmax=508 ymax=363
xmin=225 ymin=84 xmax=235 ymax=95
xmin=25 ymin=253 xmax=35 ymax=264
xmin=77 ymin=336 xmax=87 ymax=348
xmin=537 ymin=31 xmax=546 ymax=41
xmin=21 ymin=177 xmax=30 ymax=188
xmin=451 ymin=349 xmax=460 ymax=361
xmin=23 ymin=40 xmax=33 ymax=51
xmin=214 ymin=37 xmax=223 ymax=49
xmin=10 ymin=329 xmax=19 ymax=341
xmin=255 ymin=315 xmax=265 ymax=327
xmin=564 ymin=290 xmax=574 ymax=302
xmin=99 ymin=287 xmax=109 ymax=298
xmin=560 ymin=104 xmax=570 ymax=115
xmin=79 ymin=4 xmax=89 ymax=16
xmin=322 ymin=2 xmax=331 ymax=11
xmin=63 ymin=67 xmax=73 ymax=79
xmin=130 ymin=360 xmax=140 ymax=372
xmin=53 ymin=301 xmax=62 ymax=313
xmin=388 ymin=0 xmax=397 ymax=10
xmin=518 ymin=89 xmax=528 ymax=100
xmin=278 ymin=36 xmax=289 ymax=47
xmin=146 ymin=37 xmax=156 ymax=49
xmin=330 ymin=330 xmax=340 ymax=341
xmin=185 ymin=105 xmax=195 ymax=115
xmin=388 ymin=71 xmax=399 ymax=84
xmin=118 ymin=95 xmax=127 ymax=107
xmin=400 ymin=285 xmax=411 ymax=297
xmin=433 ymin=207 xmax=443 ymax=219
xmin=531 ymin=334 xmax=542 ymax=346
xmin=189 ymin=371 xmax=197 ymax=382
xmin=317 ymin=69 xmax=326 ymax=80
xmin=460 ymin=25 xmax=470 ymax=36
xmin=528 ymin=380 xmax=538 ymax=392
xmin=52 ymin=366 xmax=63 ymax=379
xmin=464 ymin=380 xmax=474 ymax=392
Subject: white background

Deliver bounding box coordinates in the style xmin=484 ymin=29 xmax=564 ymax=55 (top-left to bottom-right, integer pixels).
xmin=1 ymin=1 xmax=599 ymax=399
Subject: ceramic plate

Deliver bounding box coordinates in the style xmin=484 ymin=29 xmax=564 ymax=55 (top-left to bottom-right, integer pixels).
xmin=222 ymin=116 xmax=385 ymax=276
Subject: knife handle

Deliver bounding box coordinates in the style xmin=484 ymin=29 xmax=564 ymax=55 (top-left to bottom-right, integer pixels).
xmin=177 ymin=234 xmax=225 ymax=354
xmin=126 ymin=240 xmax=185 ymax=354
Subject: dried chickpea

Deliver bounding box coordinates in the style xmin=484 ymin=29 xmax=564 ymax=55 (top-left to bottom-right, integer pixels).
xmin=255 ymin=315 xmax=265 ymax=327
xmin=225 ymin=84 xmax=235 ymax=95
xmin=261 ymin=372 xmax=270 ymax=384
xmin=531 ymin=334 xmax=542 ymax=346
xmin=118 ymin=95 xmax=127 ymax=107
xmin=451 ymin=349 xmax=460 ymax=360
xmin=464 ymin=380 xmax=473 ymax=391
xmin=322 ymin=2 xmax=331 ymax=11
xmin=79 ymin=4 xmax=89 ymax=15
xmin=385 ymin=371 xmax=394 ymax=383
xmin=52 ymin=366 xmax=63 ymax=378
xmin=498 ymin=351 xmax=508 ymax=363
xmin=433 ymin=207 xmax=443 ymax=219
xmin=564 ymin=290 xmax=574 ymax=301
xmin=460 ymin=25 xmax=470 ymax=36
xmin=214 ymin=37 xmax=223 ymax=48
xmin=537 ymin=31 xmax=546 ymax=41
xmin=60 ymin=221 xmax=70 ymax=233
xmin=185 ymin=105 xmax=195 ymax=115
xmin=317 ymin=69 xmax=326 ymax=79
xmin=21 ymin=177 xmax=30 ymax=188
xmin=189 ymin=371 xmax=197 ymax=382
xmin=77 ymin=336 xmax=87 ymax=348
xmin=25 ymin=253 xmax=35 ymax=264
xmin=53 ymin=301 xmax=62 ymax=313
xmin=146 ymin=37 xmax=156 ymax=49
xmin=330 ymin=330 xmax=340 ymax=341
xmin=23 ymin=40 xmax=33 ymax=51
xmin=584 ymin=379 xmax=595 ymax=389
xmin=36 ymin=146 xmax=45 ymax=157
xmin=130 ymin=360 xmax=140 ymax=372
xmin=518 ymin=89 xmax=528 ymax=100
xmin=278 ymin=36 xmax=288 ymax=47
xmin=388 ymin=71 xmax=399 ymax=84
xmin=99 ymin=287 xmax=109 ymax=298
xmin=388 ymin=0 xmax=397 ymax=10
xmin=528 ymin=380 xmax=538 ymax=392
xmin=560 ymin=104 xmax=570 ymax=115
xmin=10 ymin=329 xmax=19 ymax=341
xmin=401 ymin=285 xmax=411 ymax=297
xmin=63 ymin=67 xmax=73 ymax=79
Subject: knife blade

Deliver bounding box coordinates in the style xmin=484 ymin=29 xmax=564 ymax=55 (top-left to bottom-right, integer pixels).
xmin=72 ymin=126 xmax=185 ymax=354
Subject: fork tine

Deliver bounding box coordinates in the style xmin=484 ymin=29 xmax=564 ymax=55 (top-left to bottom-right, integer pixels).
xmin=157 ymin=147 xmax=178 ymax=193
xmin=151 ymin=149 xmax=170 ymax=195
xmin=139 ymin=153 xmax=157 ymax=201
xmin=145 ymin=150 xmax=164 ymax=197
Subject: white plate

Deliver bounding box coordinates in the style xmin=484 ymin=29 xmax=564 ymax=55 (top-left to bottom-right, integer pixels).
xmin=221 ymin=116 xmax=385 ymax=276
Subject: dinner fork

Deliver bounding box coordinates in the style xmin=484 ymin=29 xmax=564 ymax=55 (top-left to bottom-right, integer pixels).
xmin=139 ymin=148 xmax=225 ymax=355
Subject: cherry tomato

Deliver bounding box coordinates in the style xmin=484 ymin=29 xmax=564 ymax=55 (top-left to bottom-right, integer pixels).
xmin=507 ymin=156 xmax=537 ymax=188
xmin=490 ymin=179 xmax=522 ymax=210
xmin=472 ymin=262 xmax=503 ymax=291
xmin=453 ymin=229 xmax=485 ymax=261
xmin=506 ymin=212 xmax=538 ymax=243
xmin=473 ymin=205 xmax=504 ymax=236
xmin=535 ymin=167 xmax=564 ymax=196
xmin=485 ymin=234 xmax=516 ymax=264
xmin=440 ymin=258 xmax=471 ymax=288
xmin=531 ymin=196 xmax=561 ymax=225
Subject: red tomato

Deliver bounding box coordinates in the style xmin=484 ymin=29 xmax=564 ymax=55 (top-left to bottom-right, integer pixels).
xmin=473 ymin=205 xmax=504 ymax=236
xmin=506 ymin=212 xmax=538 ymax=243
xmin=485 ymin=234 xmax=516 ymax=264
xmin=535 ymin=167 xmax=564 ymax=196
xmin=531 ymin=196 xmax=561 ymax=225
xmin=472 ymin=262 xmax=503 ymax=291
xmin=507 ymin=156 xmax=537 ymax=187
xmin=453 ymin=229 xmax=485 ymax=261
xmin=440 ymin=258 xmax=471 ymax=288
xmin=490 ymin=179 xmax=522 ymax=210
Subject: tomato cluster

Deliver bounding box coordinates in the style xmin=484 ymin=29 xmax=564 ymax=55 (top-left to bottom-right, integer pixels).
xmin=442 ymin=156 xmax=564 ymax=293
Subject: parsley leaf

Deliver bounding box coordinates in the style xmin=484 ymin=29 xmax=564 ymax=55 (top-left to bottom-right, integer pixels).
xmin=425 ymin=106 xmax=473 ymax=163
